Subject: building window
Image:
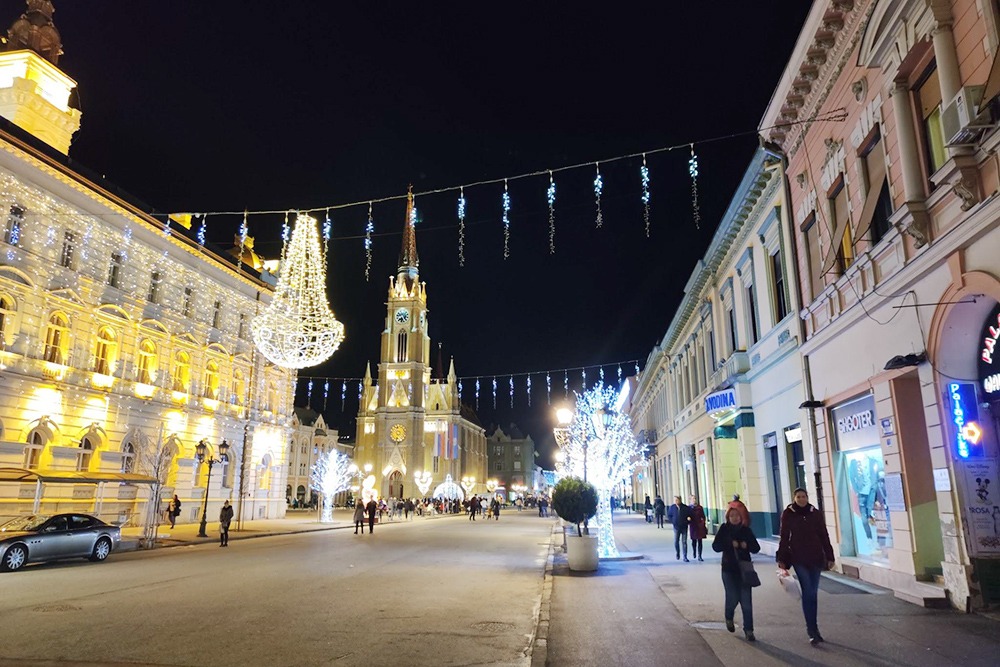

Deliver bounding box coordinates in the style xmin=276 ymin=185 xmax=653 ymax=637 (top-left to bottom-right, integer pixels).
xmin=137 ymin=339 xmax=157 ymax=384
xmin=514 ymin=461 xmax=521 ymax=471
xmin=707 ymin=329 xmax=716 ymax=370
xmin=916 ymin=65 xmax=947 ymax=175
xmin=203 ymin=360 xmax=220 ymax=399
xmin=433 ymin=456 xmax=439 ymax=473
xmin=220 ymin=452 xmax=231 ymax=487
xmin=59 ymin=231 xmax=75 ymax=269
xmin=299 ymin=463 xmax=306 ymax=475
xmin=182 ymin=287 xmax=194 ymax=318
xmin=24 ymin=431 xmax=44 ymax=469
xmin=494 ymin=445 xmax=503 ymax=456
xmin=802 ymin=213 xmax=822 ymax=300
xmin=727 ymin=306 xmax=737 ymax=354
xmin=858 ymin=129 xmax=894 ymax=245
xmin=212 ymin=300 xmax=222 ymax=329
xmin=266 ymin=383 xmax=278 ymax=413
xmin=396 ymin=330 xmax=407 ymax=363
xmin=148 ymin=271 xmax=162 ymax=304
xmin=232 ymin=370 xmax=245 ymax=406
xmin=746 ymin=282 xmax=759 ymax=345
xmin=238 ymin=313 xmax=247 ymax=340
xmin=44 ymin=312 xmax=69 ymax=364
xmin=771 ymin=250 xmax=787 ymax=322
xmin=828 ymin=178 xmax=853 ymax=272
xmin=121 ymin=442 xmax=135 ymax=474
xmin=172 ymin=351 xmax=191 ymax=392
xmin=0 ymin=294 xmax=15 ymax=348
xmin=514 ymin=445 xmax=520 ymax=456
xmin=93 ymin=327 xmax=117 ymax=375
xmin=77 ymin=436 xmax=95 ymax=472
xmin=108 ymin=252 xmax=124 ymax=289
xmin=494 ymin=460 xmax=502 ymax=471
xmin=4 ymin=204 xmax=24 ymax=246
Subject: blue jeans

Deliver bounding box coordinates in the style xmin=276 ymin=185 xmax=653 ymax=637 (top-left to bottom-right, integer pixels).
xmin=793 ymin=565 xmax=822 ymax=634
xmin=722 ymin=570 xmax=753 ymax=631
xmin=674 ymin=526 xmax=688 ymax=559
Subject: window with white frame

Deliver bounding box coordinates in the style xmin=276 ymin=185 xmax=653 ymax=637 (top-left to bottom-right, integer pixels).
xmin=44 ymin=312 xmax=69 ymax=364
xmin=0 ymin=294 xmax=15 ymax=348
xmin=148 ymin=271 xmax=162 ymax=304
xmin=60 ymin=231 xmax=75 ymax=269
xmin=77 ymin=436 xmax=95 ymax=472
xmin=212 ymin=300 xmax=222 ymax=329
xmin=137 ymin=339 xmax=157 ymax=384
xmin=182 ymin=287 xmax=194 ymax=318
xmin=121 ymin=441 xmax=135 ymax=473
xmin=24 ymin=430 xmax=44 ymax=469
xmin=93 ymin=327 xmax=117 ymax=375
xmin=108 ymin=251 xmax=124 ymax=289
xmin=4 ymin=204 xmax=24 ymax=246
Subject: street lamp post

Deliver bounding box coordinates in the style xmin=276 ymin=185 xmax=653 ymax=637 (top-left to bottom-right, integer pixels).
xmin=195 ymin=439 xmax=229 ymax=538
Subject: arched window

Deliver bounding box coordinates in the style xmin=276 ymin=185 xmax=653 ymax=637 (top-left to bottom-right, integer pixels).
xmin=172 ymin=351 xmax=190 ymax=392
xmin=121 ymin=441 xmax=135 ymax=473
xmin=203 ymin=360 xmax=220 ymax=399
xmin=137 ymin=339 xmax=157 ymax=384
xmin=396 ymin=330 xmax=407 ymax=363
xmin=259 ymin=454 xmax=272 ymax=490
xmin=44 ymin=312 xmax=69 ymax=364
xmin=23 ymin=430 xmax=44 ymax=469
xmin=77 ymin=436 xmax=95 ymax=472
xmin=296 ymin=485 xmax=306 ymax=501
xmin=0 ymin=294 xmax=15 ymax=348
xmin=232 ymin=370 xmax=245 ymax=406
xmin=93 ymin=327 xmax=117 ymax=375
xmin=265 ymin=382 xmax=278 ymax=413
xmin=220 ymin=451 xmax=232 ymax=488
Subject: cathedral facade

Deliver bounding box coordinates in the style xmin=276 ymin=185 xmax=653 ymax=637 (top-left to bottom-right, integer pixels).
xmin=354 ymin=192 xmax=487 ymax=500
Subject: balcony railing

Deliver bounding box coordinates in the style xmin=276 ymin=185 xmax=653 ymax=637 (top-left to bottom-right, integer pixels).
xmin=709 ymin=351 xmax=750 ymax=390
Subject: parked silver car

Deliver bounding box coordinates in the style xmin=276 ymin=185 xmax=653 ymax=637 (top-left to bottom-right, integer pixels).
xmin=0 ymin=513 xmax=121 ymax=572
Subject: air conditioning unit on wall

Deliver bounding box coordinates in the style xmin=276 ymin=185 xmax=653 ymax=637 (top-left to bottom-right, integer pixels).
xmin=942 ymin=85 xmax=990 ymax=146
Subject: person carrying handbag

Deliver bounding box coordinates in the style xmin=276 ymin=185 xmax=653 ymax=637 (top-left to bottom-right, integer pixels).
xmin=712 ymin=507 xmax=761 ymax=641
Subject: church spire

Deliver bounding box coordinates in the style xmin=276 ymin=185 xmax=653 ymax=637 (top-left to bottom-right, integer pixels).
xmin=397 ymin=186 xmax=419 ymax=282
xmin=5 ymin=0 xmax=62 ymax=65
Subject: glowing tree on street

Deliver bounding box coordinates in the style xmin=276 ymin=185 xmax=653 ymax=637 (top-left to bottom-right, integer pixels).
xmin=310 ymin=450 xmax=353 ymax=523
xmin=560 ymin=383 xmax=646 ymax=558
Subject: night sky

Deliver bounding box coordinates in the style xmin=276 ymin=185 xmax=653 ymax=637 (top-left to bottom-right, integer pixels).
xmin=31 ymin=2 xmax=812 ymax=460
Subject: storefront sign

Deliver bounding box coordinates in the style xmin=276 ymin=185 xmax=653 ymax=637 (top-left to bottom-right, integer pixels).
xmin=960 ymin=459 xmax=1000 ymax=556
xmin=838 ymin=409 xmax=875 ymax=434
xmin=949 ymin=382 xmax=984 ymax=459
xmin=884 ymin=473 xmax=905 ymax=513
xmin=831 ymin=395 xmax=878 ymax=452
xmin=784 ymin=426 xmax=802 ymax=443
xmin=704 ymin=388 xmax=736 ymax=416
xmin=933 ymin=468 xmax=952 ymax=492
xmin=979 ymin=303 xmax=1000 ymax=398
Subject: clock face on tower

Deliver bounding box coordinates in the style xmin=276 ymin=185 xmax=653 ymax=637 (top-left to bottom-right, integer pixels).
xmin=394 ymin=308 xmax=410 ymax=324
xmin=389 ymin=423 xmax=406 ymax=443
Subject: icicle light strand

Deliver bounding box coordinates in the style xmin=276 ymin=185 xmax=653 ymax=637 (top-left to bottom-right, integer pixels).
xmin=641 ymin=154 xmax=651 ymax=237
xmin=594 ymin=163 xmax=604 ymax=228
xmin=457 ymin=186 xmax=466 ymax=267
xmin=547 ymin=171 xmax=556 ymax=254
xmin=689 ymin=144 xmax=700 ymax=230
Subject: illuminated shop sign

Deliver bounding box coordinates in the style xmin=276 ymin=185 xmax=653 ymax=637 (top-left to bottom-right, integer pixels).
xmin=837 ymin=409 xmax=874 ymax=434
xmin=949 ymin=382 xmax=983 ymax=459
xmin=830 ymin=394 xmax=877 ymax=452
xmin=704 ymin=388 xmax=736 ymax=415
xmin=979 ymin=303 xmax=1000 ymax=398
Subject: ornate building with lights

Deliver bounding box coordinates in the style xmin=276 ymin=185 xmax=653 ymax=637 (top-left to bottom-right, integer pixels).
xmin=287 ymin=407 xmax=352 ymax=507
xmin=354 ymin=193 xmax=487 ymax=499
xmin=0 ymin=1 xmax=294 ymax=527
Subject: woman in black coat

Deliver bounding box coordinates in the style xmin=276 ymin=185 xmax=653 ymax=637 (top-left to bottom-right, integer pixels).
xmin=713 ymin=507 xmax=761 ymax=641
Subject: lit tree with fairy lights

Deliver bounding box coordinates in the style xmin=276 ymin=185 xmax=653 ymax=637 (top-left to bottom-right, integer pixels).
xmin=560 ymin=383 xmax=646 ymax=558
xmin=310 ymin=450 xmax=353 ymax=523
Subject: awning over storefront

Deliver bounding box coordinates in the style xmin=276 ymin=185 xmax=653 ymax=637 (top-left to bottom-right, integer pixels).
xmin=0 ymin=468 xmax=158 ymax=485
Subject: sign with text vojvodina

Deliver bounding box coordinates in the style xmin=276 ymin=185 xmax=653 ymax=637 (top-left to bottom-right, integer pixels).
xmin=705 ymin=388 xmax=737 ymax=416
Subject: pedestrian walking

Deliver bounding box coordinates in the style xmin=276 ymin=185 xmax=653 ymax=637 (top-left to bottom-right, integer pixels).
xmin=219 ymin=499 xmax=234 ymax=547
xmin=713 ymin=507 xmax=760 ymax=642
xmin=491 ymin=498 xmax=500 ymax=520
xmin=776 ymin=488 xmax=835 ymax=645
xmin=653 ymin=495 xmax=666 ymax=528
xmin=405 ymin=498 xmax=414 ymax=520
xmin=366 ymin=498 xmax=377 ymax=533
xmin=167 ymin=495 xmax=181 ymax=529
xmin=469 ymin=496 xmax=478 ymax=521
xmin=644 ymin=495 xmax=653 ymax=523
xmin=353 ymin=500 xmax=366 ymax=534
xmin=666 ymin=496 xmax=691 ymax=561
xmin=728 ymin=493 xmax=751 ymax=527
xmin=689 ymin=494 xmax=707 ymax=562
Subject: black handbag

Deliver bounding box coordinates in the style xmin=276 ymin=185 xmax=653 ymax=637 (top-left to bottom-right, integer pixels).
xmin=739 ymin=557 xmax=761 ymax=588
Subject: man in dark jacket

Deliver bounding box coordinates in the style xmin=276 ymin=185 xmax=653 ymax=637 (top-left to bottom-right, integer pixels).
xmin=653 ymin=496 xmax=666 ymax=529
xmin=219 ymin=500 xmax=234 ymax=547
xmin=365 ymin=498 xmax=378 ymax=533
xmin=666 ymin=496 xmax=692 ymax=561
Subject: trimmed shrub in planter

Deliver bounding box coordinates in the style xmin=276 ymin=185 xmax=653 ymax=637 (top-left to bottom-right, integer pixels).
xmin=551 ymin=477 xmax=598 ymax=537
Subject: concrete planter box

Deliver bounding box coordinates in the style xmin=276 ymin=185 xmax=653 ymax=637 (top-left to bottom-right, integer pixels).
xmin=567 ymin=534 xmax=598 ymax=572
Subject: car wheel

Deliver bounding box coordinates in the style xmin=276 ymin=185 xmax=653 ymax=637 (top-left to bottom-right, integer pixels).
xmin=89 ymin=537 xmax=112 ymax=563
xmin=2 ymin=544 xmax=28 ymax=572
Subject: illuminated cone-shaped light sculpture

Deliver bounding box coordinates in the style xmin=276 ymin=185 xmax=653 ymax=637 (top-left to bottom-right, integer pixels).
xmin=310 ymin=450 xmax=353 ymax=523
xmin=252 ymin=214 xmax=345 ymax=369
xmin=560 ymin=383 xmax=646 ymax=559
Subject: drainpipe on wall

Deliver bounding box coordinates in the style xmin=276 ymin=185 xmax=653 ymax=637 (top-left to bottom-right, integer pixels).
xmin=236 ymin=290 xmax=262 ymax=531
xmin=762 ymin=141 xmax=824 ymax=512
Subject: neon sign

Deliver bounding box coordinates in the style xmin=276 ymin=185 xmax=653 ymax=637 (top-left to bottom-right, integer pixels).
xmin=950 ymin=382 xmax=982 ymax=459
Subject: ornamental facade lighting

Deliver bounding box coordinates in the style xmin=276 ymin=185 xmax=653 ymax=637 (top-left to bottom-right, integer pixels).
xmin=414 ymin=470 xmax=433 ymax=496
xmin=251 ymin=213 xmax=345 ymax=369
xmin=460 ymin=476 xmax=476 ymax=496
xmin=194 ymin=439 xmax=229 ymax=538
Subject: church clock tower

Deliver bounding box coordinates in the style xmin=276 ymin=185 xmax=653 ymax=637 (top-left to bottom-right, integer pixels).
xmin=355 ymin=189 xmax=488 ymax=499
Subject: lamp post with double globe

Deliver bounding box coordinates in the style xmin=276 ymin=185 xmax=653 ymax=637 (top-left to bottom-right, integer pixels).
xmin=195 ymin=439 xmax=229 ymax=538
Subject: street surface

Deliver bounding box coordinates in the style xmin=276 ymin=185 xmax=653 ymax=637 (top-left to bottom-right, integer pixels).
xmin=0 ymin=512 xmax=552 ymax=667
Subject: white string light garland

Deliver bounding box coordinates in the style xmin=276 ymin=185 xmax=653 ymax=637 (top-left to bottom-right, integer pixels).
xmin=593 ymin=163 xmax=604 ymax=228
xmin=641 ymin=154 xmax=651 ymax=238
xmin=546 ymin=171 xmax=556 ymax=254
xmin=501 ymin=179 xmax=510 ymax=260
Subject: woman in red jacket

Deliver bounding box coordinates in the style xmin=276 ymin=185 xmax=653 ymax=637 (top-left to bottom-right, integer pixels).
xmin=776 ymin=488 xmax=835 ymax=644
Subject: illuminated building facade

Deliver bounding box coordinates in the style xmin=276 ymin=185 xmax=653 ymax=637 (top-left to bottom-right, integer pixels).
xmin=0 ymin=2 xmax=294 ymax=526
xmin=486 ymin=425 xmax=535 ymax=497
xmin=354 ymin=192 xmax=487 ymax=499
xmin=286 ymin=407 xmax=352 ymax=507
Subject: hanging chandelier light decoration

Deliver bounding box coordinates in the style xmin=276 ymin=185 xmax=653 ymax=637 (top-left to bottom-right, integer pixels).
xmin=252 ymin=213 xmax=345 ymax=369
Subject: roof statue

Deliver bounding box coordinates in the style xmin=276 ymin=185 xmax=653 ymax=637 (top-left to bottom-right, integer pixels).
xmin=397 ymin=185 xmax=419 ymax=286
xmin=5 ymin=0 xmax=62 ymax=65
